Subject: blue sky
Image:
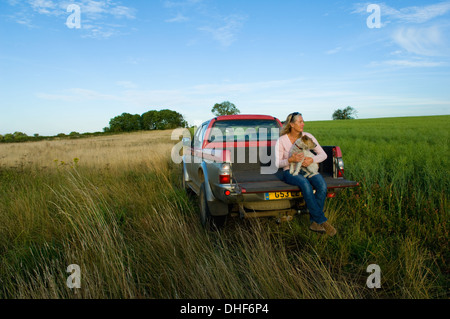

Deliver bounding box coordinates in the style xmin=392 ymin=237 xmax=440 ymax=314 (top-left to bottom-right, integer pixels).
xmin=1 ymin=0 xmax=449 ymax=135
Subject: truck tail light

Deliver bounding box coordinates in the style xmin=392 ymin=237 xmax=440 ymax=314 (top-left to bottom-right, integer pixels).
xmin=333 ymin=146 xmax=343 ymax=158
xmin=333 ymin=147 xmax=345 ymax=178
xmin=219 ymin=174 xmax=231 ymax=184
xmin=337 ymin=158 xmax=344 ymax=177
xmin=219 ymin=163 xmax=231 ymax=184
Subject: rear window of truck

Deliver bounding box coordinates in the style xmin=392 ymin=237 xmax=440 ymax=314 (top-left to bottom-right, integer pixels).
xmin=209 ymin=120 xmax=280 ymax=142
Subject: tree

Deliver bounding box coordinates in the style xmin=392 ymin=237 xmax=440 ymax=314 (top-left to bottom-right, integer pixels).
xmin=13 ymin=132 xmax=29 ymax=142
xmin=109 ymin=113 xmax=142 ymax=132
xmin=109 ymin=114 xmax=127 ymax=132
xmin=107 ymin=109 xmax=188 ymax=132
xmin=4 ymin=133 xmax=14 ymax=142
xmin=141 ymin=110 xmax=160 ymax=130
xmin=141 ymin=109 xmax=187 ymax=130
xmin=211 ymin=101 xmax=240 ymax=116
xmin=156 ymin=109 xmax=187 ymax=130
xmin=332 ymin=106 xmax=357 ymax=120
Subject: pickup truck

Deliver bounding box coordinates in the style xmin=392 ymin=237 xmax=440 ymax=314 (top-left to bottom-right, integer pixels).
xmin=181 ymin=114 xmax=359 ymax=229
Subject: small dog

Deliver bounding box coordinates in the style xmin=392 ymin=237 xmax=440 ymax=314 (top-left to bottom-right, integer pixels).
xmin=289 ymin=135 xmax=319 ymax=178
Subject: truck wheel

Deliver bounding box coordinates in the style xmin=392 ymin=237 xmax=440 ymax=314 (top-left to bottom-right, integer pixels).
xmin=199 ymin=182 xmax=226 ymax=231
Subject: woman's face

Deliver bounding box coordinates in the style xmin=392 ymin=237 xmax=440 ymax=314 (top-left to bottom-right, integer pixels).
xmin=290 ymin=115 xmax=305 ymax=133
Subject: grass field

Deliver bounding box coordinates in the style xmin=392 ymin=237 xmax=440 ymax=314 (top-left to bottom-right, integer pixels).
xmin=0 ymin=116 xmax=448 ymax=299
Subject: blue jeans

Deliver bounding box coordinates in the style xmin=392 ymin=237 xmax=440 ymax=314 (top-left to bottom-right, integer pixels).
xmin=283 ymin=170 xmax=328 ymax=224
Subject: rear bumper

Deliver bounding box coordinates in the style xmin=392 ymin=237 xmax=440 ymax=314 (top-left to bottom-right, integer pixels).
xmin=211 ymin=175 xmax=359 ymax=205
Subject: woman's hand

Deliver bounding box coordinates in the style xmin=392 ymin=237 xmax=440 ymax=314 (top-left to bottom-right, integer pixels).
xmin=302 ymin=157 xmax=314 ymax=167
xmin=288 ymin=153 xmax=304 ymax=164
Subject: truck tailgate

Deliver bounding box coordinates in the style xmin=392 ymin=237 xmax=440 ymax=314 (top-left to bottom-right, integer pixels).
xmin=233 ymin=169 xmax=359 ymax=194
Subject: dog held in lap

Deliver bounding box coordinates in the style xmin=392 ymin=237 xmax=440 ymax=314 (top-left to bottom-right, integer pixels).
xmin=289 ymin=135 xmax=319 ymax=178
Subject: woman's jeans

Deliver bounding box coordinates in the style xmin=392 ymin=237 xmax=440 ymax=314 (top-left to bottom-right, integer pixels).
xmin=283 ymin=169 xmax=328 ymax=225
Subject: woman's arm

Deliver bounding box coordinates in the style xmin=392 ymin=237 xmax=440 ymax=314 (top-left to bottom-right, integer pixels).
xmin=275 ymin=135 xmax=291 ymax=169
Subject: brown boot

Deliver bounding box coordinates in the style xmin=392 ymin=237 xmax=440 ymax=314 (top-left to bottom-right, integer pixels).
xmin=309 ymin=222 xmax=326 ymax=233
xmin=321 ymin=222 xmax=337 ymax=237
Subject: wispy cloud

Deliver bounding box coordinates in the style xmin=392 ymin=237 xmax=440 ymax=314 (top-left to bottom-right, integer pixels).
xmin=379 ymin=1 xmax=450 ymax=24
xmin=6 ymin=0 xmax=136 ymax=38
xmin=369 ymin=59 xmax=447 ymax=68
xmin=326 ymin=47 xmax=342 ymax=55
xmin=392 ymin=25 xmax=447 ymax=56
xmin=353 ymin=1 xmax=450 ymax=24
xmin=37 ymin=88 xmax=119 ymax=102
xmin=199 ymin=14 xmax=247 ymax=47
xmin=353 ymin=2 xmax=450 ymax=62
xmin=116 ymin=81 xmax=138 ymax=89
xmin=29 ymin=0 xmax=59 ymax=15
xmin=162 ymin=0 xmax=246 ymax=47
xmin=165 ymin=13 xmax=189 ymax=23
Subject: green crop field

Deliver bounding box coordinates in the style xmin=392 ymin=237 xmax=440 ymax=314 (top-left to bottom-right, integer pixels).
xmin=0 ymin=116 xmax=448 ymax=299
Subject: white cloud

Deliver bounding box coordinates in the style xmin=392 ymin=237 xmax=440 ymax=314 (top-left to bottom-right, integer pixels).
xmin=353 ymin=1 xmax=450 ymax=24
xmin=392 ymin=25 xmax=447 ymax=56
xmin=116 ymin=81 xmax=138 ymax=89
xmin=37 ymin=88 xmax=119 ymax=102
xmin=354 ymin=2 xmax=450 ymax=57
xmin=326 ymin=47 xmax=342 ymax=55
xmin=369 ymin=59 xmax=446 ymax=68
xmin=199 ymin=14 xmax=246 ymax=47
xmin=28 ymin=0 xmax=58 ymax=15
xmin=381 ymin=1 xmax=450 ymax=23
xmin=165 ymin=13 xmax=189 ymax=23
xmin=7 ymin=0 xmax=136 ymax=38
xmin=162 ymin=0 xmax=246 ymax=47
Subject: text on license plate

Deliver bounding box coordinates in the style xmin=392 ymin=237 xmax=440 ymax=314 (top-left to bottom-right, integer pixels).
xmin=265 ymin=191 xmax=302 ymax=200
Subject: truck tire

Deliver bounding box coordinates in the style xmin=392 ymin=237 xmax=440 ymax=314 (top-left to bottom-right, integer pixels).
xmin=199 ymin=182 xmax=226 ymax=230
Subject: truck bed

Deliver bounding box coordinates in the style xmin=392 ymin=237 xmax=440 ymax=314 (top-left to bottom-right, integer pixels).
xmin=230 ymin=146 xmax=359 ymax=193
xmin=232 ymin=169 xmax=358 ymax=193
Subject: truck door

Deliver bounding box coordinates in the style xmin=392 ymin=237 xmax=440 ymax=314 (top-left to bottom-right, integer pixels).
xmin=188 ymin=122 xmax=209 ymax=189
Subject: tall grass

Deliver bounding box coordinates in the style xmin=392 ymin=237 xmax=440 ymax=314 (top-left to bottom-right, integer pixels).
xmin=306 ymin=115 xmax=448 ymax=298
xmin=0 ymin=117 xmax=448 ymax=299
xmin=0 ymin=165 xmax=360 ymax=298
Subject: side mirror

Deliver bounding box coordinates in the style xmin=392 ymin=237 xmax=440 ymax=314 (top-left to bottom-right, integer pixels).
xmin=182 ymin=137 xmax=191 ymax=147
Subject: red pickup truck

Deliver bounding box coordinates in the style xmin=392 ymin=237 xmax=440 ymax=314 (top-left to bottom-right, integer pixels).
xmin=181 ymin=114 xmax=359 ymax=229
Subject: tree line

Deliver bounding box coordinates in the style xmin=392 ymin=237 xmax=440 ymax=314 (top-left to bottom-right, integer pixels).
xmin=0 ymin=131 xmax=108 ymax=144
xmin=0 ymin=109 xmax=188 ymax=144
xmin=104 ymin=109 xmax=188 ymax=133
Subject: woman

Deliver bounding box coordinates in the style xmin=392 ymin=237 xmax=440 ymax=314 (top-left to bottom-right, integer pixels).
xmin=275 ymin=112 xmax=337 ymax=236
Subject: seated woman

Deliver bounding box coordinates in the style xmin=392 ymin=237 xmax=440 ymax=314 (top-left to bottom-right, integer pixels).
xmin=275 ymin=112 xmax=337 ymax=236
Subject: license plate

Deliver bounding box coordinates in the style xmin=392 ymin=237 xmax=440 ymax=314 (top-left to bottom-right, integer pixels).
xmin=265 ymin=191 xmax=302 ymax=200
